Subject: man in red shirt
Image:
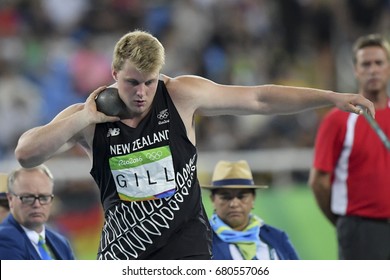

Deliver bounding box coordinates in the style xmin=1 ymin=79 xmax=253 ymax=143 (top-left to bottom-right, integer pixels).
xmin=309 ymin=34 xmax=390 ymax=259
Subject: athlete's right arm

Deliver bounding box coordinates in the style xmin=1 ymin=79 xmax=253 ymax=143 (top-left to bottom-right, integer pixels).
xmin=15 ymin=86 xmax=120 ymax=168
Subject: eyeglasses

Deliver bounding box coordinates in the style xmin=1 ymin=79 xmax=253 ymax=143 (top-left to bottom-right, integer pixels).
xmin=11 ymin=192 xmax=54 ymax=206
xmin=216 ymin=192 xmax=253 ymax=202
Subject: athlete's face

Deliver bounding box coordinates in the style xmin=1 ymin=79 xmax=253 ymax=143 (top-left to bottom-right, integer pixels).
xmin=354 ymin=46 xmax=390 ymax=97
xmin=113 ymin=61 xmax=159 ymax=118
xmin=211 ymin=188 xmax=255 ymax=231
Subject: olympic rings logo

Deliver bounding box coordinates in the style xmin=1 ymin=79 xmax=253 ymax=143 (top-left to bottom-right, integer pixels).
xmin=157 ymin=109 xmax=169 ymax=120
xmin=145 ymin=151 xmax=163 ymax=161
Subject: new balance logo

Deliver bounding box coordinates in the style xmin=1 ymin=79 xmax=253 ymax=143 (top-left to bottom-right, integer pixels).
xmin=107 ymin=128 xmax=120 ymax=137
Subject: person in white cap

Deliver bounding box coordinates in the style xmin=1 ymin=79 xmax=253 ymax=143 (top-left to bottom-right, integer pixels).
xmin=203 ymin=160 xmax=299 ymax=260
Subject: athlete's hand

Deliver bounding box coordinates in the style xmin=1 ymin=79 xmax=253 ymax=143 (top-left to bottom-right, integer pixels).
xmin=84 ymin=86 xmax=121 ymax=124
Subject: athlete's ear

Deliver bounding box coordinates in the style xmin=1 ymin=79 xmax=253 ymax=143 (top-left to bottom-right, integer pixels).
xmin=112 ymin=69 xmax=118 ymax=81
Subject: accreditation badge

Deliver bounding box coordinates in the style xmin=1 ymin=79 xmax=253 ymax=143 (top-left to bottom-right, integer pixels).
xmin=109 ymin=145 xmax=176 ymax=201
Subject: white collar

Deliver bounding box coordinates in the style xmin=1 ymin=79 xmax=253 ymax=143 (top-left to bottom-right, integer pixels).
xmin=21 ymin=224 xmax=46 ymax=245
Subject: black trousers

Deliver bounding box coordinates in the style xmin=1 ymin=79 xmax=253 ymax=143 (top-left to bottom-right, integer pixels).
xmin=336 ymin=216 xmax=390 ymax=260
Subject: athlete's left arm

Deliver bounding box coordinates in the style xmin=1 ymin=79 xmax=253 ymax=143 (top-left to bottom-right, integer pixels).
xmin=165 ymin=75 xmax=375 ymax=117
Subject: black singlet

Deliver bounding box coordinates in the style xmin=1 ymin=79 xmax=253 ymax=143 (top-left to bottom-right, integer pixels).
xmin=90 ymin=80 xmax=212 ymax=259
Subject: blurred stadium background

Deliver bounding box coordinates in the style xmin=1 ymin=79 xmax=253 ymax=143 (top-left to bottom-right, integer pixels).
xmin=1 ymin=0 xmax=389 ymax=259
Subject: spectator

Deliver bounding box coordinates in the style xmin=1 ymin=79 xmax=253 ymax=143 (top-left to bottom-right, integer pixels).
xmin=203 ymin=160 xmax=299 ymax=260
xmin=0 ymin=165 xmax=75 ymax=260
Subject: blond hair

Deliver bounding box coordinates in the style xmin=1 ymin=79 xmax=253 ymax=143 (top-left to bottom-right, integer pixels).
xmin=112 ymin=30 xmax=165 ymax=74
xmin=7 ymin=165 xmax=54 ymax=193
xmin=353 ymin=34 xmax=390 ymax=64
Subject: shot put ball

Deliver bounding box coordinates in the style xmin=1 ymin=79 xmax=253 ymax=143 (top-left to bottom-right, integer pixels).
xmin=95 ymin=87 xmax=126 ymax=117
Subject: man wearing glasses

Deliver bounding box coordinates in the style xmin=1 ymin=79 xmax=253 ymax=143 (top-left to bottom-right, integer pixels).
xmin=0 ymin=165 xmax=74 ymax=260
